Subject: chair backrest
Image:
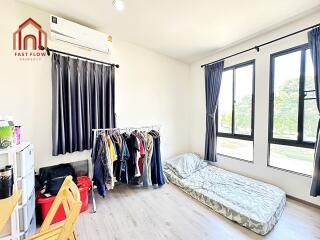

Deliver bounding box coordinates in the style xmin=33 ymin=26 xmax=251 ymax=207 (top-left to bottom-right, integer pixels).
xmin=39 ymin=176 xmax=82 ymax=240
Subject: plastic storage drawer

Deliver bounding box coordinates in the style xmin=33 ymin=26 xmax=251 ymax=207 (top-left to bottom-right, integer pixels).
xmin=22 ymin=213 xmax=36 ymax=239
xmin=19 ymin=190 xmax=35 ymax=231
xmin=16 ymin=145 xmax=34 ymax=178
xmin=18 ymin=172 xmax=35 ymax=205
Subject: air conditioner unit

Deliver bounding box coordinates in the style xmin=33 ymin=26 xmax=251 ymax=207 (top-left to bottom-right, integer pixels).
xmin=50 ymin=15 xmax=112 ymax=53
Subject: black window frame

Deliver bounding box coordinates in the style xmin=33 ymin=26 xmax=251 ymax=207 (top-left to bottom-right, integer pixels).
xmin=216 ymin=60 xmax=255 ymax=142
xmin=268 ymin=44 xmax=316 ymax=150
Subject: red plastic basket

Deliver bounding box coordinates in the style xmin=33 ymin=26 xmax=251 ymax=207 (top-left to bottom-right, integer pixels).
xmin=37 ymin=176 xmax=91 ymax=224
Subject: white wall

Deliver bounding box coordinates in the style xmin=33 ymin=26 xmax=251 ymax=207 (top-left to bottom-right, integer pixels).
xmin=0 ymin=0 xmax=190 ymax=170
xmin=190 ymin=12 xmax=320 ymax=205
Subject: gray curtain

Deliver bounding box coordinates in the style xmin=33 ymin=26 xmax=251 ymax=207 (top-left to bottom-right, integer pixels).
xmin=309 ymin=27 xmax=320 ymax=197
xmin=52 ymin=53 xmax=115 ymax=156
xmin=204 ymin=61 xmax=224 ymax=162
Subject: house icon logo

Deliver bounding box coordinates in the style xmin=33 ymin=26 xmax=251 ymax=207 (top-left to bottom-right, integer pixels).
xmin=13 ymin=18 xmax=47 ymax=50
xmin=13 ymin=18 xmax=47 ymax=61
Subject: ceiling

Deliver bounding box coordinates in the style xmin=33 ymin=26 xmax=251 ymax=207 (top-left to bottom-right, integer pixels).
xmin=19 ymin=0 xmax=320 ymax=63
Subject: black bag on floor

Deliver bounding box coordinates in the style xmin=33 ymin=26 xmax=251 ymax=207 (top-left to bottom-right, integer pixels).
xmin=39 ymin=163 xmax=77 ymax=196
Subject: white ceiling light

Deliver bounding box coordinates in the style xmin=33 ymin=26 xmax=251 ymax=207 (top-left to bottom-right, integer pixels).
xmin=113 ymin=0 xmax=124 ymax=11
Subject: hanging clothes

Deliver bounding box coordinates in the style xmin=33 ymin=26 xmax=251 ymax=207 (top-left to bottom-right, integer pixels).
xmin=149 ymin=130 xmax=166 ymax=187
xmin=111 ymin=133 xmax=121 ymax=181
xmin=137 ymin=135 xmax=145 ymax=181
xmin=115 ymin=135 xmax=130 ymax=184
xmin=124 ymin=133 xmax=141 ymax=180
xmin=106 ymin=135 xmax=117 ymax=189
xmin=141 ymin=131 xmax=153 ymax=187
xmin=106 ymin=135 xmax=117 ymax=162
xmin=133 ymin=131 xmax=145 ymax=178
xmin=92 ymin=134 xmax=110 ymax=197
xmin=111 ymin=133 xmax=122 ymax=160
xmin=91 ymin=127 xmax=165 ymax=197
xmin=122 ymin=133 xmax=133 ymax=180
xmin=134 ymin=135 xmax=141 ymax=177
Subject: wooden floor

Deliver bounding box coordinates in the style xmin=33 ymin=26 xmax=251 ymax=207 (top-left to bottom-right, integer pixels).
xmin=77 ymin=183 xmax=320 ymax=240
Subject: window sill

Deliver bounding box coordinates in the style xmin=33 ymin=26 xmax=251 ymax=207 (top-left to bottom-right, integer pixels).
xmin=267 ymin=164 xmax=312 ymax=178
xmin=217 ymin=153 xmax=254 ymax=164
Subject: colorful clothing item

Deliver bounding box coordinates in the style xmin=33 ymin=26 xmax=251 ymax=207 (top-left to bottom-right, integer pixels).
xmin=106 ymin=135 xmax=117 ymax=162
xmin=142 ymin=132 xmax=153 ymax=187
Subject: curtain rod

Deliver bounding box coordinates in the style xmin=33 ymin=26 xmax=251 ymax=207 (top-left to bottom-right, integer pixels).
xmin=41 ymin=46 xmax=120 ymax=68
xmin=201 ymin=23 xmax=320 ymax=68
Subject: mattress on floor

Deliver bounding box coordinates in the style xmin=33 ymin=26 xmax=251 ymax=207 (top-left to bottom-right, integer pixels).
xmin=164 ymin=164 xmax=286 ymax=235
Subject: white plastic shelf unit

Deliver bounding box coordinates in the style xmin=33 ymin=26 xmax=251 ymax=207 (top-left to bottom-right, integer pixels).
xmin=0 ymin=143 xmax=36 ymax=240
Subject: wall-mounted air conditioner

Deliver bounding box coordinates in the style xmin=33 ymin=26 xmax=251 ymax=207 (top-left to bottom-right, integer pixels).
xmin=50 ymin=15 xmax=112 ymax=54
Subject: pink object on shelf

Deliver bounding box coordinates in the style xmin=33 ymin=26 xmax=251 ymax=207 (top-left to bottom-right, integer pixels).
xmin=15 ymin=126 xmax=21 ymax=145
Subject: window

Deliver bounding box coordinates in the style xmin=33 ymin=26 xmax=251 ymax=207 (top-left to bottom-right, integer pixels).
xmin=217 ymin=60 xmax=255 ymax=161
xmin=269 ymin=45 xmax=317 ymax=175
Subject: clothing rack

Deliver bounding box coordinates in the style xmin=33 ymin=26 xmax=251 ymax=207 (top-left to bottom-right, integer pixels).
xmin=90 ymin=125 xmax=161 ymax=213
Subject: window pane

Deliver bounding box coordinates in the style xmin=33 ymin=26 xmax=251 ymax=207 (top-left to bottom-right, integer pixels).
xmin=304 ymin=49 xmax=317 ymax=142
xmin=234 ymin=64 xmax=253 ymax=135
xmin=269 ymin=144 xmax=314 ymax=175
xmin=273 ymin=51 xmax=301 ymax=140
xmin=218 ymin=70 xmax=233 ymax=133
xmin=305 ymin=49 xmax=315 ymax=91
xmin=217 ymin=137 xmax=253 ymax=161
xmin=303 ymin=100 xmax=318 ymax=142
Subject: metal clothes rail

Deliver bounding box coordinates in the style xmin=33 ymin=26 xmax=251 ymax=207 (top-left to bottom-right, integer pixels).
xmin=92 ymin=125 xmax=161 ymax=133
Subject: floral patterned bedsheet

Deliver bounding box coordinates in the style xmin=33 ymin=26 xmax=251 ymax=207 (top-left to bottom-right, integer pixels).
xmin=164 ymin=164 xmax=286 ymax=235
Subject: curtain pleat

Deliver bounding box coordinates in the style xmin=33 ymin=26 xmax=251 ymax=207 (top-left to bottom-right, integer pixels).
xmin=308 ymin=27 xmax=320 ymax=197
xmin=68 ymin=58 xmax=76 ymax=152
xmin=85 ymin=62 xmax=93 ymax=149
xmin=110 ymin=66 xmax=116 ymax=127
xmin=93 ymin=64 xmax=100 ymax=130
xmin=101 ymin=66 xmax=107 ymax=129
xmin=77 ymin=60 xmax=84 ymax=151
xmin=52 ymin=53 xmax=116 ymax=156
xmin=59 ymin=56 xmax=67 ymax=154
xmin=204 ymin=61 xmax=224 ymax=162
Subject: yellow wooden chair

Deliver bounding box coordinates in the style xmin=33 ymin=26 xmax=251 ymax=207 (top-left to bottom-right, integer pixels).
xmin=27 ymin=176 xmax=82 ymax=240
xmin=0 ymin=191 xmax=22 ymax=233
